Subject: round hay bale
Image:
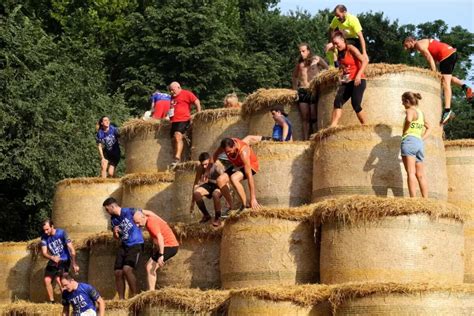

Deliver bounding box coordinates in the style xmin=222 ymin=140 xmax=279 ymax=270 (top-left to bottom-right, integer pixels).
xmin=121 ymin=172 xmax=175 ymax=222
xmin=52 ymin=178 xmax=122 ymax=238
xmin=0 ymin=242 xmax=32 ymax=303
xmin=0 ymin=301 xmax=63 ymax=315
xmin=253 ymin=141 xmax=313 ymax=207
xmin=330 ymin=283 xmax=474 ymax=315
xmin=311 ymin=125 xmax=448 ymax=202
xmin=191 ymin=108 xmax=249 ymax=160
xmin=228 ymin=285 xmax=331 ymax=316
xmin=220 ymin=207 xmax=318 ymax=289
xmin=242 ymin=89 xmax=304 ymax=141
xmin=154 ymin=223 xmax=222 ymax=289
xmin=445 ymin=139 xmax=474 ymax=283
xmin=315 ymin=196 xmax=465 ymax=284
xmin=105 ymin=300 xmax=131 ymax=316
xmin=312 ymin=64 xmax=443 ymax=135
xmin=130 ymin=288 xmax=228 ymax=316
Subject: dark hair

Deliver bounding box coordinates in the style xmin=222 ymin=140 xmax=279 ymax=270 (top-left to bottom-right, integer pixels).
xmin=297 ymin=42 xmax=314 ymax=65
xmin=60 ymin=273 xmax=74 ymax=281
xmin=334 ymin=4 xmax=347 ymax=13
xmin=220 ymin=138 xmax=235 ymax=149
xmin=41 ymin=218 xmax=54 ymax=228
xmin=270 ymin=106 xmax=288 ymax=117
xmin=103 ymin=197 xmax=118 ymax=207
xmin=402 ymin=91 xmax=422 ymax=105
xmin=331 ymin=30 xmax=346 ymax=42
xmin=98 ymin=116 xmax=109 ymax=130
xmin=403 ymin=36 xmax=416 ymax=44
xmin=198 ymin=152 xmax=210 ymax=162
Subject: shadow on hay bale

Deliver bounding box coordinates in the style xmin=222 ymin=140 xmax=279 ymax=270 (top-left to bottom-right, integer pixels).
xmin=1 ymin=242 xmax=32 ymax=303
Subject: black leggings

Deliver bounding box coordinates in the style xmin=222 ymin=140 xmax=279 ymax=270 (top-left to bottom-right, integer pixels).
xmin=334 ymin=80 xmax=366 ymax=113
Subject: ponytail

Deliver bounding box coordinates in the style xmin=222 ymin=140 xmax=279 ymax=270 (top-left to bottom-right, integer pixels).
xmin=402 ymin=91 xmax=422 ymax=105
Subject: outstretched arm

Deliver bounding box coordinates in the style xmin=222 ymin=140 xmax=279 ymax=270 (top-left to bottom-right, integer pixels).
xmin=416 ymin=42 xmax=436 ymax=72
xmin=193 ymin=99 xmax=202 ymax=112
xmin=240 ymin=148 xmax=261 ymax=210
xmin=66 ymin=242 xmax=80 ymax=273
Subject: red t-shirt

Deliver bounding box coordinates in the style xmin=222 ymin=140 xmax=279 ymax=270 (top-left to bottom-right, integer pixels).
xmin=146 ymin=215 xmax=179 ymax=247
xmin=171 ymin=89 xmax=198 ymax=122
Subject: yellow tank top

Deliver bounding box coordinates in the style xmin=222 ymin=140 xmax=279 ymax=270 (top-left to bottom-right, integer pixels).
xmin=402 ymin=108 xmax=424 ymax=140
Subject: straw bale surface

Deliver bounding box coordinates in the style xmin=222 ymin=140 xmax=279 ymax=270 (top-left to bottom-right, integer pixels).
xmin=130 ymin=288 xmax=229 ymax=315
xmin=311 ymin=125 xmax=448 ymax=202
xmin=105 ymin=299 xmax=132 ymax=316
xmin=0 ymin=242 xmax=32 ymax=303
xmin=330 ymin=282 xmax=474 ymax=315
xmin=121 ymin=172 xmax=175 ymax=222
xmin=318 ymin=211 xmax=464 ymax=284
xmin=313 ymin=64 xmax=443 ymax=135
xmin=242 ymin=88 xmax=304 ymax=140
xmin=444 ymin=140 xmax=474 ymax=282
xmin=0 ymin=301 xmax=63 ymax=315
xmin=52 ymin=178 xmax=122 ymax=238
xmin=221 ymin=212 xmax=318 ymax=289
xmin=191 ymin=108 xmax=249 ymax=160
xmin=252 ymin=141 xmax=313 ymax=207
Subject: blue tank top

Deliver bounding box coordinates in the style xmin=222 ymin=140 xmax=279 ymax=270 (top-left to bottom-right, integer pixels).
xmin=111 ymin=208 xmax=144 ymax=247
xmin=62 ymin=282 xmax=100 ymax=315
xmin=272 ymin=116 xmax=292 ymax=141
xmin=41 ymin=228 xmax=71 ymax=262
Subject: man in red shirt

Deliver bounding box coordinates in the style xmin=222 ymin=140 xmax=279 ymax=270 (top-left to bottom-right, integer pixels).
xmin=168 ymin=82 xmax=201 ymax=169
xmin=133 ymin=210 xmax=179 ymax=290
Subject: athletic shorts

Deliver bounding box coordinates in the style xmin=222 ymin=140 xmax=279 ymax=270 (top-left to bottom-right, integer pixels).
xmin=401 ymin=136 xmax=424 ymax=163
xmin=199 ymin=182 xmax=219 ymax=198
xmin=439 ymin=52 xmax=457 ymax=75
xmin=44 ymin=260 xmax=70 ymax=278
xmin=297 ymin=88 xmax=314 ymax=104
xmin=114 ymin=244 xmax=143 ymax=270
xmin=334 ymin=80 xmax=366 ymax=113
xmin=151 ymin=246 xmax=179 ymax=262
xmin=225 ymin=166 xmax=257 ymax=180
xmin=170 ymin=121 xmax=191 ymax=137
xmin=104 ymin=151 xmax=120 ymax=167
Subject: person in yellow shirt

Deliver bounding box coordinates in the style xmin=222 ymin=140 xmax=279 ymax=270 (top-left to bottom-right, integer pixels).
xmin=325 ymin=5 xmax=368 ymax=67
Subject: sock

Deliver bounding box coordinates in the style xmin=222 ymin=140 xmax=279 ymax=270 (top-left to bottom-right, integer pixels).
xmin=444 ymin=108 xmax=451 ymax=113
xmin=196 ymin=200 xmax=210 ymax=217
xmin=462 ymin=84 xmax=467 ymax=90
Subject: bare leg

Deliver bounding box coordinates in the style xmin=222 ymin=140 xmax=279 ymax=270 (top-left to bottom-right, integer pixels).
xmin=451 ymin=76 xmax=464 ymax=87
xmin=330 ymin=108 xmax=342 ymax=128
xmin=299 ymin=103 xmax=310 ymax=140
xmin=356 ymin=109 xmax=367 ymax=125
xmin=100 ymin=159 xmax=108 ymax=178
xmin=442 ymin=74 xmax=453 ymax=109
xmin=44 ymin=276 xmax=54 ymax=301
xmin=114 ymin=269 xmax=126 ymax=299
xmin=415 ymin=162 xmax=428 ymax=198
xmin=122 ymin=265 xmax=138 ymax=297
xmin=174 ymin=132 xmax=184 ymax=160
xmin=230 ymin=172 xmax=246 ymax=207
xmin=146 ymin=258 xmax=158 ymax=291
xmin=402 ymin=156 xmax=418 ymax=197
xmin=108 ymin=164 xmax=116 ymax=177
xmin=217 ymin=174 xmax=233 ymax=208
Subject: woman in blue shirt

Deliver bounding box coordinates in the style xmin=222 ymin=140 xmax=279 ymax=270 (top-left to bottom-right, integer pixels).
xmin=96 ymin=116 xmax=120 ymax=178
xmin=271 ymin=106 xmax=293 ymax=142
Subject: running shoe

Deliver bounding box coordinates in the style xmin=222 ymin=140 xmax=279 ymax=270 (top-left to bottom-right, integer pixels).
xmin=465 ymin=86 xmax=473 ymax=100
xmin=168 ymin=158 xmax=180 ymax=171
xmin=440 ymin=110 xmax=455 ymax=125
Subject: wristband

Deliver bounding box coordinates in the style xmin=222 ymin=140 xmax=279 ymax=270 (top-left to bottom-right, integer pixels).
xmin=158 ymin=253 xmax=163 ymax=257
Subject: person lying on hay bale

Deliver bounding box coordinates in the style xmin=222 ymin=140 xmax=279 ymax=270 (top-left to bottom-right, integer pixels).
xmin=61 ymin=273 xmax=105 ymax=316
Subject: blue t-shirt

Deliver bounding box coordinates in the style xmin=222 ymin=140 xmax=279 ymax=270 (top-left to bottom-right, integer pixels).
xmin=272 ymin=116 xmax=293 ymax=141
xmin=41 ymin=228 xmax=71 ymax=262
xmin=96 ymin=125 xmax=120 ymax=157
xmin=62 ymin=283 xmax=100 ymax=316
xmin=111 ymin=208 xmax=144 ymax=247
xmin=151 ymin=92 xmax=172 ymax=103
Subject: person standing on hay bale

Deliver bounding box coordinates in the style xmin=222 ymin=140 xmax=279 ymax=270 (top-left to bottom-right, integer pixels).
xmin=40 ymin=219 xmax=80 ymax=304
xmin=191 ymin=153 xmax=232 ymax=226
xmin=292 ymin=43 xmax=328 ymax=140
xmin=400 ymin=91 xmax=431 ymax=198
xmin=223 ymin=92 xmax=241 ymax=109
xmin=133 ymin=210 xmax=179 ymax=290
xmin=149 ymin=90 xmax=172 ymax=119
xmin=325 ymin=5 xmax=368 ymax=67
xmin=403 ymin=37 xmax=473 ymax=124
xmin=96 ymin=116 xmax=120 ymax=178
xmin=329 ymin=31 xmax=368 ymax=128
xmin=102 ymin=197 xmax=144 ymax=299
xmin=168 ymin=82 xmax=202 ymax=170
xmin=61 ymin=273 xmax=105 ymax=316
xmin=213 ymin=137 xmax=261 ymax=211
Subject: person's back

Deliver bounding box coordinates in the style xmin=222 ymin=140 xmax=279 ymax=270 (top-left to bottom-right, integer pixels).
xmin=151 ymin=92 xmax=172 ymax=119
xmin=427 ymin=39 xmax=456 ymax=63
xmin=145 ymin=215 xmax=179 ymax=247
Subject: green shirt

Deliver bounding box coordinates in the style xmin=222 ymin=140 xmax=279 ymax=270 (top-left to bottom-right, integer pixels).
xmin=329 ymin=13 xmax=363 ymax=39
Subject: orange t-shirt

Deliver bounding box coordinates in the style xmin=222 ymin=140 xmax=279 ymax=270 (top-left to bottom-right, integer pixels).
xmin=428 ymin=39 xmax=456 ymax=62
xmin=146 ymin=215 xmax=179 ymax=247
xmin=226 ymin=138 xmax=259 ymax=172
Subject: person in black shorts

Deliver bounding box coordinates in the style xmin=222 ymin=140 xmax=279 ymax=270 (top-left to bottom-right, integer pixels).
xmin=190 ymin=152 xmax=231 ymax=227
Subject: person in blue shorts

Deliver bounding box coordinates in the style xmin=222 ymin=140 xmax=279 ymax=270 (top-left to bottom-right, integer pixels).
xmin=61 ymin=273 xmax=105 ymax=316
xmin=40 ymin=219 xmax=80 ymax=303
xmin=102 ymin=197 xmax=144 ymax=299
xmin=96 ymin=116 xmax=120 ymax=178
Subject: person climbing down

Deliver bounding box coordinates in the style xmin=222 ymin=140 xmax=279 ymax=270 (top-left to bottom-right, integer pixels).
xmin=400 ymin=91 xmax=431 ymax=198
xmin=330 ymin=31 xmax=368 ymax=128
xmin=403 ymin=36 xmax=473 ymax=124
xmin=190 ymin=152 xmax=232 ymax=227
xmin=96 ymin=116 xmax=120 ymax=178
xmin=61 ymin=273 xmax=105 ymax=316
xmin=150 ymin=90 xmax=172 ymax=119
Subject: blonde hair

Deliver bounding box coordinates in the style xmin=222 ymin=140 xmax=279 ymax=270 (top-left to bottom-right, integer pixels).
xmin=402 ymin=91 xmax=422 ymax=106
xmin=223 ymin=93 xmax=241 ymax=108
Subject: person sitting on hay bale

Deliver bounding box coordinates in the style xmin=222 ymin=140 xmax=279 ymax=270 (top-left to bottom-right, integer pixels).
xmin=102 ymin=197 xmax=144 ymax=299
xmin=133 ymin=210 xmax=179 ymax=291
xmin=223 ymin=92 xmax=241 ymax=109
xmin=403 ymin=36 xmax=473 ymax=124
xmin=168 ymin=81 xmax=202 ymax=170
xmin=329 ymin=31 xmax=368 ymax=128
xmin=292 ymin=42 xmax=328 ymax=140
xmin=61 ymin=273 xmax=105 ymax=316
xmin=190 ymin=152 xmax=232 ymax=226
xmin=400 ymin=91 xmax=431 ymax=198
xmin=213 ymin=137 xmax=261 ymax=211
xmin=96 ymin=116 xmax=120 ymax=178
xmin=40 ymin=219 xmax=80 ymax=304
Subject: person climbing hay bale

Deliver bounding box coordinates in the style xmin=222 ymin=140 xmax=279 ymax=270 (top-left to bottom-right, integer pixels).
xmin=191 ymin=108 xmax=249 ymax=161
xmin=220 ymin=206 xmax=319 ymax=289
xmin=252 ymin=141 xmax=313 ymax=207
xmin=242 ymin=89 xmax=304 ymax=140
xmin=445 ymin=139 xmax=474 ymax=283
xmin=52 ymin=178 xmax=122 ymax=238
xmin=0 ymin=242 xmax=32 ymax=303
xmin=315 ymin=196 xmax=465 ymax=284
xmin=311 ymin=124 xmax=448 ymax=201
xmin=121 ymin=172 xmax=175 ymax=222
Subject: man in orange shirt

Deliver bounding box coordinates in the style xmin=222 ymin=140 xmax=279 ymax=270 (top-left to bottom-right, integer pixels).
xmin=133 ymin=210 xmax=179 ymax=290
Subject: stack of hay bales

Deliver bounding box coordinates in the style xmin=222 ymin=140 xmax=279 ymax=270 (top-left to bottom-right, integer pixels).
xmin=0 ymin=242 xmax=32 ymax=303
